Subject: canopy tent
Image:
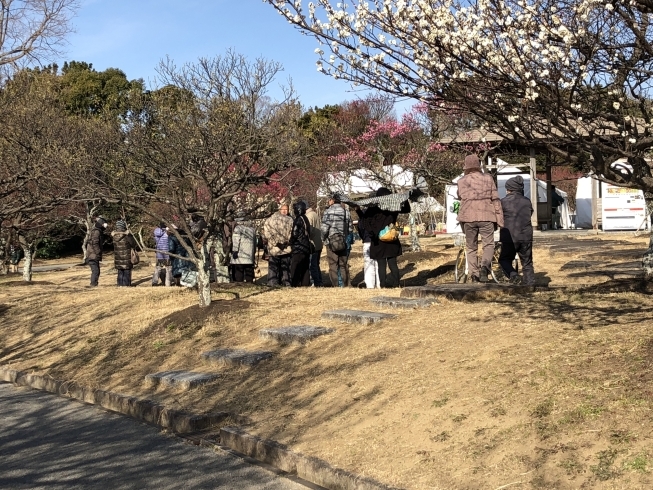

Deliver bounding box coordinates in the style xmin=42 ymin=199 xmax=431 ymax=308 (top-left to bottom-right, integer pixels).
xmin=318 ymin=165 xmax=428 ymax=198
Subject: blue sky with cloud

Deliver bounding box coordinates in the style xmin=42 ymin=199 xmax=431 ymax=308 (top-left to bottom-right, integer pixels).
xmin=64 ymin=0 xmax=395 ymax=110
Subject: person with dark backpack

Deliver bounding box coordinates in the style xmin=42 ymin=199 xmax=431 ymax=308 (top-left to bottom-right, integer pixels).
xmin=320 ymin=194 xmax=352 ymax=287
xmin=290 ymin=201 xmax=312 ymax=287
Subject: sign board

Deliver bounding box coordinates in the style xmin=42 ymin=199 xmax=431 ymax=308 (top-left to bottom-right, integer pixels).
xmin=601 ymin=182 xmax=647 ymax=231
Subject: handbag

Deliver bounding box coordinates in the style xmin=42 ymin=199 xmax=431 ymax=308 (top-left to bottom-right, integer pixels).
xmin=378 ymin=223 xmax=399 ymax=242
xmin=130 ymin=248 xmax=140 ymax=265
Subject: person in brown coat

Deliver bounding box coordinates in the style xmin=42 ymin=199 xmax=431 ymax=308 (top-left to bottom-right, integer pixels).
xmin=457 ymin=154 xmax=504 ymax=282
xmin=112 ymin=219 xmax=138 ymax=287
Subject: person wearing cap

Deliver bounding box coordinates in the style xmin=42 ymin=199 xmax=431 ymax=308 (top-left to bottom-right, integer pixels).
xmin=321 ymin=194 xmax=353 ymax=287
xmin=87 ymin=216 xmax=108 ymax=287
xmin=112 ymin=219 xmax=138 ymax=287
xmin=263 ymin=202 xmax=294 ymax=286
xmin=456 ymin=154 xmax=504 ymax=282
xmin=500 ymin=175 xmax=535 ymax=285
xmin=152 ymin=223 xmax=171 ymax=286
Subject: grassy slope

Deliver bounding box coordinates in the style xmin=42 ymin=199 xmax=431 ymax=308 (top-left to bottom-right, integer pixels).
xmin=1 ymin=235 xmax=652 ymax=489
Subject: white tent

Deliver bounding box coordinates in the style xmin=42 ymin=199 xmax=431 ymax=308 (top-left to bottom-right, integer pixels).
xmin=575 ymin=176 xmax=595 ymax=229
xmin=318 ymin=165 xmax=428 ymax=198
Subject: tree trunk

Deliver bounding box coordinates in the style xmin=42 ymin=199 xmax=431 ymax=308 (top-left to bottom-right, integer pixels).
xmin=196 ymin=245 xmax=212 ymax=307
xmin=21 ymin=244 xmax=33 ymax=282
xmin=643 ymin=195 xmax=653 ymax=280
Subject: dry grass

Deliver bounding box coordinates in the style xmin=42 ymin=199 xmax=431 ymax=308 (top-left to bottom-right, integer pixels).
xmin=1 ymin=234 xmax=653 ymax=489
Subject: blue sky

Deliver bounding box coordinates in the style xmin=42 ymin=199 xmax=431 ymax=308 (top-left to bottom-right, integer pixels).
xmin=64 ymin=0 xmax=411 ymax=112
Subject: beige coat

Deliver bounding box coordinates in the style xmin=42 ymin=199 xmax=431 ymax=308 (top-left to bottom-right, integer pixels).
xmin=305 ymin=207 xmax=323 ymax=252
xmin=263 ymin=212 xmax=293 ymax=256
xmin=457 ymin=171 xmax=504 ymax=227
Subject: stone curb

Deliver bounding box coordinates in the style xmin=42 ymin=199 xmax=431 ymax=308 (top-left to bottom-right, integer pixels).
xmin=218 ymin=427 xmax=402 ymax=490
xmin=0 ymin=366 xmax=403 ymax=490
xmin=0 ymin=367 xmax=230 ymax=433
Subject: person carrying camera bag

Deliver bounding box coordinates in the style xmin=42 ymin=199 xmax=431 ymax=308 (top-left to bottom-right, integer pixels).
xmin=321 ymin=194 xmax=353 ymax=288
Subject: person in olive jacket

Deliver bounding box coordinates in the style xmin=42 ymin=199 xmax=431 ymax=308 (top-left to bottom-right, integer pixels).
xmin=112 ymin=219 xmax=138 ymax=287
xmin=499 ymin=175 xmax=535 ymax=285
xmin=87 ymin=217 xmax=108 ymax=287
xmin=365 ymin=187 xmax=411 ymax=288
xmin=456 ymin=154 xmax=504 ymax=283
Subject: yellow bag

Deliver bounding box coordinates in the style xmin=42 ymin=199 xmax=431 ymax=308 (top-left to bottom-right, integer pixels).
xmin=378 ymin=223 xmax=399 ymax=242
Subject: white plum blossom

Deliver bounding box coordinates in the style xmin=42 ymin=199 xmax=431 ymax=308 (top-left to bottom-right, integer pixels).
xmin=264 ymin=0 xmax=653 ymax=194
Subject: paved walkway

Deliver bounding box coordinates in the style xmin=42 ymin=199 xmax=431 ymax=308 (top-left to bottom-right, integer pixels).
xmin=0 ymin=384 xmax=310 ymax=490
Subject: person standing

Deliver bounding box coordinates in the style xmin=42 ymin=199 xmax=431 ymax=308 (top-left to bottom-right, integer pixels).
xmin=263 ymin=203 xmax=293 ymax=287
xmin=551 ymin=185 xmax=565 ymax=230
xmin=230 ymin=215 xmax=257 ymax=283
xmin=8 ymin=242 xmax=23 ymax=274
xmin=152 ymin=223 xmax=171 ymax=286
xmin=366 ymin=188 xmax=411 ymax=288
xmin=456 ymin=154 xmax=504 ymax=283
xmin=321 ymin=194 xmax=353 ymax=287
xmin=168 ymin=228 xmax=191 ymax=287
xmin=356 ymin=205 xmax=381 ymax=288
xmin=112 ymin=219 xmax=138 ymax=287
xmin=499 ymin=176 xmax=535 ymax=285
xmin=289 ymin=201 xmax=312 ymax=287
xmin=304 ymin=202 xmax=323 ymax=287
xmin=87 ymin=217 xmax=108 ymax=287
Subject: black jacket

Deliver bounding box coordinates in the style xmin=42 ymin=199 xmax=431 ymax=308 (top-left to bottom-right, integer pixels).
xmin=500 ymin=192 xmax=533 ymax=243
xmin=87 ymin=222 xmax=105 ymax=261
xmin=290 ymin=215 xmax=312 ymax=255
xmin=112 ymin=231 xmax=137 ymax=270
xmin=365 ymin=200 xmax=410 ymax=260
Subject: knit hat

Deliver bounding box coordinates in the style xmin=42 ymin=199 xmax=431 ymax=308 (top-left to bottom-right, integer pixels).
xmin=115 ymin=219 xmax=127 ymax=231
xmin=505 ymin=175 xmax=525 ymax=193
xmin=463 ymin=154 xmax=481 ymax=170
xmin=375 ymin=187 xmax=392 ymax=197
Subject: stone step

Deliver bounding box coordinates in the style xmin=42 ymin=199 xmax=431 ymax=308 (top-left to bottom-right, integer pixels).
xmin=144 ymin=370 xmax=219 ymax=390
xmin=200 ymin=349 xmax=273 ymax=367
xmin=321 ymin=309 xmax=396 ymax=325
xmin=259 ymin=326 xmax=335 ymax=345
xmin=401 ymin=283 xmax=539 ymax=301
xmin=369 ymin=296 xmax=438 ymax=309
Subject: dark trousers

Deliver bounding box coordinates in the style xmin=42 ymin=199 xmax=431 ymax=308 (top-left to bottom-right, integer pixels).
xmin=232 ymin=264 xmax=254 ymax=283
xmin=117 ymin=269 xmax=132 ymax=287
xmin=309 ymin=250 xmax=323 ymax=286
xmin=326 ymin=248 xmax=348 ymax=287
xmin=463 ymin=221 xmax=495 ymax=278
xmin=88 ymin=260 xmax=100 ymax=286
xmin=267 ymin=254 xmax=291 ymax=286
xmin=499 ymin=240 xmax=534 ymax=285
xmin=377 ymin=256 xmax=399 ymax=288
xmin=290 ymin=253 xmax=310 ymax=287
